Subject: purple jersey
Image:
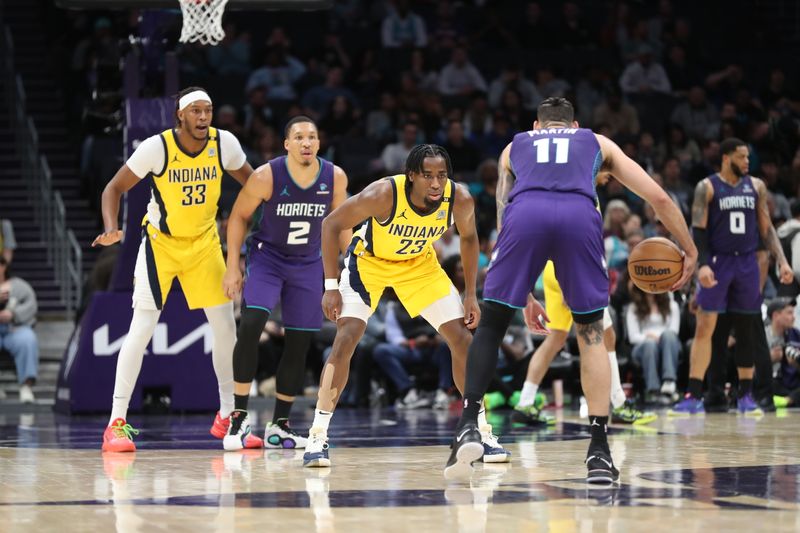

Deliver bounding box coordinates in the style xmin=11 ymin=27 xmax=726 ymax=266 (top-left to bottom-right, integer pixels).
xmin=508 ymin=127 xmax=602 ymax=203
xmin=706 ymin=173 xmax=759 ymax=255
xmin=250 ymin=156 xmax=334 ymax=257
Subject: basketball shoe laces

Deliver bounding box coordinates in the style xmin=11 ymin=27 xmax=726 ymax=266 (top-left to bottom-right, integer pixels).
xmin=110 ymin=420 xmax=140 ymax=441
xmin=308 ymin=429 xmax=329 ymax=453
xmin=275 ymin=419 xmax=303 ymax=438
xmin=480 ymin=424 xmax=499 ymax=447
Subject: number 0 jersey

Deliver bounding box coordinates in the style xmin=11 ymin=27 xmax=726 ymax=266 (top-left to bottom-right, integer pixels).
xmin=706 ymin=173 xmax=759 ymax=255
xmin=350 ymin=174 xmax=455 ymax=262
xmin=145 ymin=127 xmax=224 ymax=237
xmin=250 ymin=155 xmax=335 ymax=257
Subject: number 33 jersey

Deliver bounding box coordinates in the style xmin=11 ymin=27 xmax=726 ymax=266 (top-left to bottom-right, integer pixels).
xmin=350 ymin=174 xmax=455 ymax=262
xmin=250 ymin=155 xmax=334 ymax=257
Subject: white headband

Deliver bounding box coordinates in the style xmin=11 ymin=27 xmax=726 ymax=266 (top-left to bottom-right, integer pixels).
xmin=178 ymin=90 xmax=212 ymax=111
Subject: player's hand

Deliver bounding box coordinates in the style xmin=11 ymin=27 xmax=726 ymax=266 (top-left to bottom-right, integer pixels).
xmin=778 ymin=260 xmax=794 ymax=285
xmin=322 ymin=289 xmax=343 ymax=322
xmin=222 ymin=267 xmax=243 ymax=300
xmin=92 ymin=230 xmax=123 ymax=247
xmin=697 ymin=265 xmax=717 ymax=289
xmin=524 ymin=294 xmax=550 ymax=335
xmin=463 ymin=294 xmax=481 ymax=330
xmin=671 ymin=249 xmax=698 ymax=291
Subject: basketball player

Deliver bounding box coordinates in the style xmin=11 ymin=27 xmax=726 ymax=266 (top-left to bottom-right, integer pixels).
xmin=446 ymin=97 xmax=696 ymax=484
xmin=513 ymin=261 xmax=657 ymax=426
xmin=304 ymin=144 xmax=509 ymax=468
xmin=669 ymin=138 xmax=793 ymax=416
xmin=221 ymin=116 xmax=349 ymax=450
xmin=94 ymin=87 xmax=257 ymax=452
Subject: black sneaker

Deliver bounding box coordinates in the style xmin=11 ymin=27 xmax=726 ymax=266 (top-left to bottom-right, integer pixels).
xmin=585 ymin=448 xmax=619 ymax=484
xmin=757 ymin=396 xmax=776 ymax=413
xmin=444 ymin=423 xmax=483 ymax=482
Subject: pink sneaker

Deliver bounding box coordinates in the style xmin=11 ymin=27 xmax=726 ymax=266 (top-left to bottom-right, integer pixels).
xmin=102 ymin=418 xmax=139 ymax=453
xmin=210 ymin=411 xmax=230 ymax=439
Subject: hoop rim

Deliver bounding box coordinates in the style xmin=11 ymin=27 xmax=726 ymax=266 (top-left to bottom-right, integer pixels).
xmin=55 ymin=0 xmax=331 ymax=10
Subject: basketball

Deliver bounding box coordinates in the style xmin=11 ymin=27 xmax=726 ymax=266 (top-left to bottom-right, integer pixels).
xmin=627 ymin=237 xmax=683 ymax=294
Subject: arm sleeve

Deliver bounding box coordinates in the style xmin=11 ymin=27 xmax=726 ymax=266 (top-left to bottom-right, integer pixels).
xmin=10 ymin=279 xmax=37 ymax=326
xmin=668 ymin=300 xmax=681 ymax=334
xmin=625 ymin=306 xmax=646 ymax=345
xmin=219 ymin=129 xmax=247 ymax=171
xmin=125 ymin=135 xmax=165 ymax=179
xmin=384 ymin=305 xmax=407 ymax=346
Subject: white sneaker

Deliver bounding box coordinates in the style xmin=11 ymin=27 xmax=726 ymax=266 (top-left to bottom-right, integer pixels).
xmin=222 ymin=410 xmax=264 ymax=451
xmin=19 ymin=384 xmax=35 ymax=404
xmin=660 ymin=380 xmax=676 ymax=396
xmin=479 ymin=424 xmax=511 ymax=463
xmin=264 ymin=422 xmax=308 ymax=449
xmin=303 ymin=427 xmax=330 ymax=468
xmin=432 ymin=389 xmax=450 ymax=410
xmin=396 ymin=388 xmax=430 ymax=409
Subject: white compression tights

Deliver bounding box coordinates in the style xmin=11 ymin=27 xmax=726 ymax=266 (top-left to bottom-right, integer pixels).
xmin=108 ymin=302 xmax=238 ymax=425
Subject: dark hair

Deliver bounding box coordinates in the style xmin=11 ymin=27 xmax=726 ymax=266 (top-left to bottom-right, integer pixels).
xmin=284 ymin=115 xmax=317 ymax=138
xmin=629 ymin=282 xmax=672 ymax=322
xmin=720 ymin=137 xmax=746 ymax=156
xmin=404 ymin=144 xmax=453 ymax=181
xmin=537 ymin=97 xmax=574 ymax=125
xmin=174 ymin=86 xmax=209 ymax=127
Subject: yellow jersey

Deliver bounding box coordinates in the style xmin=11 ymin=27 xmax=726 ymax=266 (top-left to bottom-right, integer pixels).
xmin=350 ymin=174 xmax=455 ymax=262
xmin=144 ymin=127 xmax=223 ymax=237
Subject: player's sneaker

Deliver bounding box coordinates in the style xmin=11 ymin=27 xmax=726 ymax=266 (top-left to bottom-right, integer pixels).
xmin=264 ymin=420 xmax=308 ymax=449
xmin=511 ymin=404 xmax=555 ymax=425
xmin=479 ymin=424 xmax=511 ymax=463
xmin=773 ymin=395 xmax=790 ymax=408
xmin=444 ymin=423 xmax=483 ymax=481
xmin=737 ymin=393 xmax=764 ymax=417
xmin=303 ymin=427 xmax=331 ymax=468
xmin=222 ymin=410 xmax=263 ymax=451
xmin=102 ymin=418 xmax=139 ymax=453
xmin=668 ymin=394 xmax=705 ymax=416
xmin=585 ymin=448 xmax=619 ymax=484
xmin=611 ymin=400 xmax=658 ymax=425
xmin=483 ymin=391 xmax=506 ymax=410
xmin=209 ymin=411 xmax=230 ymax=439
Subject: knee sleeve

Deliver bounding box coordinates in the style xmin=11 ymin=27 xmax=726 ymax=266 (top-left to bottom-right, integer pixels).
xmin=233 ymin=307 xmax=270 ymax=383
xmin=732 ymin=313 xmax=761 ymax=368
xmin=276 ymin=329 xmax=314 ymax=397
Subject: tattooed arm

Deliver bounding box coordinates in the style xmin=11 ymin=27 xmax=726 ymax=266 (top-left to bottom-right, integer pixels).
xmin=691 ymin=178 xmax=718 ymax=288
xmin=754 ymin=177 xmax=794 ymax=284
xmin=496 ymin=143 xmax=515 ymax=233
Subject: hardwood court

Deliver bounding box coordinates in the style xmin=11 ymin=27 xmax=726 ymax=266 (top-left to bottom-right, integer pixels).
xmin=1 ymin=407 xmax=799 ymax=531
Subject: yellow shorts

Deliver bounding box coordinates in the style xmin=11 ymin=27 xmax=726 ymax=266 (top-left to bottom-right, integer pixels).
xmin=132 ymin=223 xmax=229 ymax=310
xmin=543 ymin=260 xmax=573 ymax=332
xmin=342 ymin=248 xmax=454 ymax=317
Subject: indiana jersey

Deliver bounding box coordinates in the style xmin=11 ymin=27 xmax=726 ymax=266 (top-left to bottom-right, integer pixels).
xmin=145 ymin=127 xmax=223 ymax=237
xmin=350 ymin=174 xmax=454 ymax=262
xmin=250 ymin=155 xmax=334 ymax=257
xmin=508 ymin=127 xmax=602 ymax=203
xmin=706 ymin=173 xmax=759 ymax=255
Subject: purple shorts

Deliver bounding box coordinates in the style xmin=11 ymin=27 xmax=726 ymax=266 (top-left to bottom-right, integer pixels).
xmin=242 ymin=242 xmax=323 ymax=330
xmin=695 ymin=252 xmax=761 ymax=313
xmin=483 ymin=192 xmax=609 ymax=314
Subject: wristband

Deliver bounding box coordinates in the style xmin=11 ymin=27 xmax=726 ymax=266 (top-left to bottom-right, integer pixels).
xmin=324 ymin=278 xmax=339 ymax=291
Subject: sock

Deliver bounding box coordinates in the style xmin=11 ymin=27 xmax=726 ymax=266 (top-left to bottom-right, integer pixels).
xmin=738 ymin=379 xmax=753 ymax=398
xmin=608 ymin=351 xmax=626 ymax=409
xmin=109 ymin=308 xmax=161 ymax=425
xmin=518 ymin=381 xmax=539 ymax=408
xmin=312 ymin=409 xmax=333 ymax=432
xmin=687 ymin=378 xmax=703 ymax=399
xmin=477 ymin=408 xmax=487 ymax=428
xmin=457 ymin=396 xmax=482 ymax=429
xmin=234 ymin=394 xmax=249 ymax=412
xmin=273 ymin=398 xmax=293 ymax=424
xmin=588 ymin=415 xmax=609 ymax=450
xmin=204 ymin=302 xmax=237 ymax=418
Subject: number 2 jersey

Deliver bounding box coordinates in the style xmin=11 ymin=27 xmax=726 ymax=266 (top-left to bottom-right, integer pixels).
xmin=250 ymin=155 xmax=334 ymax=257
xmin=706 ymin=173 xmax=759 ymax=255
xmin=126 ymin=127 xmax=247 ymax=238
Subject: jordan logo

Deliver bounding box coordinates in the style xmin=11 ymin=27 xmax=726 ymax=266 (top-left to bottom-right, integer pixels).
xmin=171 ymin=153 xmax=180 ymax=164
xmin=280 ymin=186 xmax=290 ymax=197
xmin=397 ymin=209 xmax=408 ymax=220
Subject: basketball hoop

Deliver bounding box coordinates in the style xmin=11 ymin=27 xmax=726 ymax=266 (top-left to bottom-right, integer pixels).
xmin=178 ymin=0 xmax=229 ymax=46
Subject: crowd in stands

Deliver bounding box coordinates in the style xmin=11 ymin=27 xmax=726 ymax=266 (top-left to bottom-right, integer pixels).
xmin=45 ymin=0 xmax=800 ymax=409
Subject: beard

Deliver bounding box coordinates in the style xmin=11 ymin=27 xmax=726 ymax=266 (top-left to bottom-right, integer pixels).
xmin=730 ymin=162 xmax=745 ymax=177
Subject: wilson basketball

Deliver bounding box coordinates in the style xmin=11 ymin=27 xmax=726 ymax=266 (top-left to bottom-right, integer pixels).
xmin=627 ymin=237 xmax=684 ymax=294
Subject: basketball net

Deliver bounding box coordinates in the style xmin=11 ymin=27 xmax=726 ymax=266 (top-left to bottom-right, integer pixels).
xmin=178 ymin=0 xmax=229 ymax=46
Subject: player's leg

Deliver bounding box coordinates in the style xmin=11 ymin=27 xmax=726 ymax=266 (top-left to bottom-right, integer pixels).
xmin=103 ymin=231 xmax=171 ymax=452
xmin=610 ymin=315 xmax=657 ymax=425
xmin=304 ymin=255 xmax=377 ymax=467
xmin=706 ymin=313 xmax=733 ymax=411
